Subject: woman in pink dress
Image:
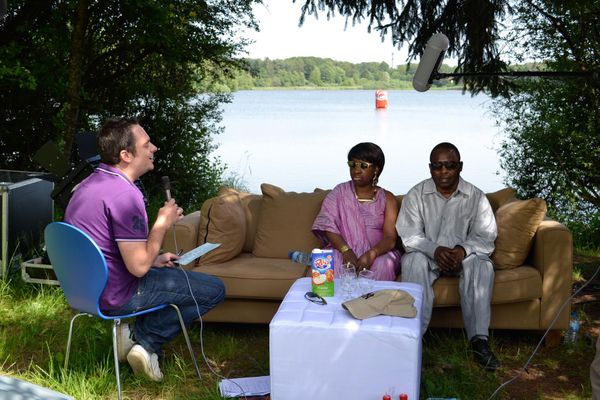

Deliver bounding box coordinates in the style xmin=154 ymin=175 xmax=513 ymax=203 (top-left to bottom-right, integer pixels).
xmin=312 ymin=142 xmax=401 ymax=280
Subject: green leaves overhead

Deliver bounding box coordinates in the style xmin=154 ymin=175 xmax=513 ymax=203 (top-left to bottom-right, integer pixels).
xmin=492 ymin=0 xmax=600 ymax=246
xmin=0 ymin=0 xmax=260 ymax=210
xmin=295 ymin=0 xmax=512 ymax=94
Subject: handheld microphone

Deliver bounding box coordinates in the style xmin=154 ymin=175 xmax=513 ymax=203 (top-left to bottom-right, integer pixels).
xmin=161 ymin=176 xmax=171 ymax=201
xmin=412 ymin=33 xmax=450 ymax=92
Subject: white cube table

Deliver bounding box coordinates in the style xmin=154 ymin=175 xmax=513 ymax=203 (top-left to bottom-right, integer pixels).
xmin=270 ymin=277 xmax=423 ymax=400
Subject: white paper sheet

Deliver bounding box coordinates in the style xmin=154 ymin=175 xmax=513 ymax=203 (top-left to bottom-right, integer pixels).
xmin=219 ymin=375 xmax=270 ymax=398
xmin=177 ymin=242 xmax=220 ymax=265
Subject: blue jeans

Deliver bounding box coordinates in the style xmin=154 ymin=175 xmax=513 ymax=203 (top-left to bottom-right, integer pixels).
xmin=107 ymin=267 xmax=225 ymax=356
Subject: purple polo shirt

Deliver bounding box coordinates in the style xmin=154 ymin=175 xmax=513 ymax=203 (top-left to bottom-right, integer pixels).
xmin=64 ymin=163 xmax=148 ymax=310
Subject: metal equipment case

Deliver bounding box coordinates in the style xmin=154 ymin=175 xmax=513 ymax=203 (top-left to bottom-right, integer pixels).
xmin=0 ymin=170 xmax=53 ymax=277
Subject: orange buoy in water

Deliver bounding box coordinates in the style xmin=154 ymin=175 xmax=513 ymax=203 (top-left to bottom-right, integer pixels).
xmin=375 ymin=90 xmax=388 ymax=109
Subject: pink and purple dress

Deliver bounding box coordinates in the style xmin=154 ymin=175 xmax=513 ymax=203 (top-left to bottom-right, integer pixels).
xmin=312 ymin=181 xmax=401 ymax=280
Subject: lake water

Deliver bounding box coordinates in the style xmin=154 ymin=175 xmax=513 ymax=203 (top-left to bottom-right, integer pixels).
xmin=217 ymin=90 xmax=506 ymax=195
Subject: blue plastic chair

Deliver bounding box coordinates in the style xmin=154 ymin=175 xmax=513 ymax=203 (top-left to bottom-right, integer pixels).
xmin=44 ymin=222 xmax=201 ymax=399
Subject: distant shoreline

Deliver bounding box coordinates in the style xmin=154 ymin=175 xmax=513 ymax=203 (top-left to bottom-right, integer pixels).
xmin=233 ymin=86 xmax=463 ymax=91
xmin=221 ymin=57 xmax=463 ymax=92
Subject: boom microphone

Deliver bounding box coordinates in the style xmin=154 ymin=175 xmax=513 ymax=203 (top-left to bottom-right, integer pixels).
xmin=161 ymin=176 xmax=171 ymax=201
xmin=412 ymin=33 xmax=450 ymax=92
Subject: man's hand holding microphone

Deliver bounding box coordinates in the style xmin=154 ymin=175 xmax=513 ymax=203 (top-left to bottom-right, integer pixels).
xmin=154 ymin=176 xmax=184 ymax=267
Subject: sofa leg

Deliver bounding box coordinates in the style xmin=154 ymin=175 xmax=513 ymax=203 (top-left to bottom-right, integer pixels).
xmin=544 ymin=330 xmax=562 ymax=348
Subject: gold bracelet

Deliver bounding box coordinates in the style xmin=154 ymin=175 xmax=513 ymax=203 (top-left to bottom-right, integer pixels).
xmin=339 ymin=245 xmax=351 ymax=254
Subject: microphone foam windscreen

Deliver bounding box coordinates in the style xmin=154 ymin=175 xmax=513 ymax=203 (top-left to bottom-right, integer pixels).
xmin=413 ymin=33 xmax=450 ymax=92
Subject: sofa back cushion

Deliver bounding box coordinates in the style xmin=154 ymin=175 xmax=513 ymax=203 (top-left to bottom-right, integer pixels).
xmin=215 ymin=188 xmax=263 ymax=253
xmin=253 ymin=183 xmax=328 ymax=258
xmin=197 ymin=190 xmax=246 ymax=265
xmin=240 ymin=193 xmax=263 ymax=253
xmin=396 ymin=194 xmax=404 ymax=208
xmin=486 ymin=187 xmax=516 ymax=213
xmin=492 ymin=198 xmax=547 ymax=270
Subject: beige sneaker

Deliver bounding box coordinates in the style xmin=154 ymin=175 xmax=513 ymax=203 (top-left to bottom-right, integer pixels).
xmin=127 ymin=344 xmax=163 ymax=381
xmin=116 ymin=322 xmax=135 ymax=362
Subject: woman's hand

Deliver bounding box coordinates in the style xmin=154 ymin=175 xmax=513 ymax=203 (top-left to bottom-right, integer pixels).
xmin=342 ymin=249 xmax=359 ymax=267
xmin=357 ymin=249 xmax=378 ymax=270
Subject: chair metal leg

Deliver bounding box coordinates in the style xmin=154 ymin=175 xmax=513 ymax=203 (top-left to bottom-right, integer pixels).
xmin=169 ymin=304 xmax=201 ymax=379
xmin=112 ymin=320 xmax=123 ymax=400
xmin=64 ymin=313 xmax=90 ymax=370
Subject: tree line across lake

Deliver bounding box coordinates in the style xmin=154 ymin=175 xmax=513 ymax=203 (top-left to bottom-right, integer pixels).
xmin=219 ymin=56 xmax=546 ymax=91
xmin=219 ymin=56 xmax=460 ymax=90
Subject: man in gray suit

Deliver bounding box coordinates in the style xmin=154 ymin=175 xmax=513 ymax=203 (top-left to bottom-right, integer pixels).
xmin=396 ymin=142 xmax=499 ymax=370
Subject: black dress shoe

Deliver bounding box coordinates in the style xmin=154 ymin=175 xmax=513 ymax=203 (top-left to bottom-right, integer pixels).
xmin=471 ymin=338 xmax=501 ymax=371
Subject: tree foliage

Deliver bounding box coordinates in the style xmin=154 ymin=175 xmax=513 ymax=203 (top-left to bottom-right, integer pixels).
xmin=493 ymin=0 xmax=600 ymax=245
xmin=295 ymin=0 xmax=514 ymax=95
xmin=0 ymin=0 xmax=259 ymax=210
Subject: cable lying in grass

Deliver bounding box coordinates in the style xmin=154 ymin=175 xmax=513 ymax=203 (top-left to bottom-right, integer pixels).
xmin=488 ymin=264 xmax=600 ymax=400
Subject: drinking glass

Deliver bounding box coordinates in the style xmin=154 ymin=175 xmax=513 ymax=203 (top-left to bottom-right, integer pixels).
xmin=358 ymin=268 xmax=375 ymax=295
xmin=340 ymin=263 xmax=357 ymax=300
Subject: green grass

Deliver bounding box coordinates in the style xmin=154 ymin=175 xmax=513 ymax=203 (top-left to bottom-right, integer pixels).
xmin=420 ymin=328 xmax=594 ymax=399
xmin=0 ymin=274 xmax=269 ymax=399
xmin=0 ymin=250 xmax=597 ymax=399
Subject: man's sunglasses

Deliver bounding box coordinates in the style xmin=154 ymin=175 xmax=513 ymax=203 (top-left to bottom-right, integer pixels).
xmin=304 ymin=291 xmax=327 ymax=305
xmin=429 ymin=161 xmax=462 ymax=170
xmin=347 ymin=160 xmax=374 ymax=170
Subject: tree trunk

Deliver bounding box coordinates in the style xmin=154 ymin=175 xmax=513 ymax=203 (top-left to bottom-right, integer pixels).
xmin=63 ymin=0 xmax=89 ymax=161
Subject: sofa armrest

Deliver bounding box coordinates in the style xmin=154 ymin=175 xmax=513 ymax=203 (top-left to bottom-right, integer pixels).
xmin=162 ymin=211 xmax=201 ymax=257
xmin=530 ymin=219 xmax=573 ymax=329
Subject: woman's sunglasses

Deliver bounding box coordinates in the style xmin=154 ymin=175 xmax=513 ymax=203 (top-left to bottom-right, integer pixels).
xmin=429 ymin=161 xmax=462 ymax=170
xmin=347 ymin=160 xmax=374 ymax=170
xmin=304 ymin=291 xmax=327 ymax=305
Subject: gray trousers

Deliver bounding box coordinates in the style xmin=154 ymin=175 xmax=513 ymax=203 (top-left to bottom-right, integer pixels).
xmin=401 ymin=251 xmax=494 ymax=339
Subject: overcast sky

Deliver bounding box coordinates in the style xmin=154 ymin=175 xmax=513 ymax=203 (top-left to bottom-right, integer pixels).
xmin=243 ymin=1 xmax=411 ymax=66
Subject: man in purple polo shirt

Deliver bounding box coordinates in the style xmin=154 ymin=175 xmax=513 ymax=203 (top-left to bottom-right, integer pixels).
xmin=65 ymin=117 xmax=225 ymax=381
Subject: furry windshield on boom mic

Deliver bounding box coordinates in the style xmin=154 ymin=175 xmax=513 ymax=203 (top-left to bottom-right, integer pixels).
xmin=413 ymin=33 xmax=450 ymax=92
xmin=161 ymin=176 xmax=171 ymax=201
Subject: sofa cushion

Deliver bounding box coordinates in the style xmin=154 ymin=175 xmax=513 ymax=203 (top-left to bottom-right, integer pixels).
xmin=253 ymin=183 xmax=327 ymax=258
xmin=197 ymin=191 xmax=246 ymax=265
xmin=431 ymin=265 xmax=543 ymax=306
xmin=396 ymin=194 xmax=404 ymax=208
xmin=241 ymin=193 xmax=264 ymax=252
xmin=492 ymin=198 xmax=547 ymax=270
xmin=217 ymin=188 xmax=263 ymax=253
xmin=486 ymin=187 xmax=516 ymax=213
xmin=194 ymin=253 xmax=308 ymax=299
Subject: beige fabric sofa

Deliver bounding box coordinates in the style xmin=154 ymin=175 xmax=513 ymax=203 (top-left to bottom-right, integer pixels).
xmin=163 ymin=183 xmax=573 ymax=341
